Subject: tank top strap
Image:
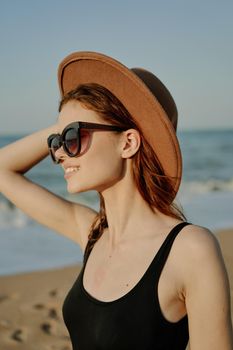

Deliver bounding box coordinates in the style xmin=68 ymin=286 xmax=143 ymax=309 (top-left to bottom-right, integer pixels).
xmin=151 ymin=221 xmax=192 ymax=279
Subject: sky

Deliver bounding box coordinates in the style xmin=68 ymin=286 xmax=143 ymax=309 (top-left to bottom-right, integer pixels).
xmin=0 ymin=0 xmax=232 ymax=134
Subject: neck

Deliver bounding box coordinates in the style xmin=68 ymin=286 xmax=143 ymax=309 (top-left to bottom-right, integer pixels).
xmin=100 ymin=164 xmax=168 ymax=252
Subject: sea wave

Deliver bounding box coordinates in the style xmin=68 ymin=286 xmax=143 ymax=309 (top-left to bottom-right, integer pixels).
xmin=1 ymin=178 xmax=233 ymax=230
xmin=179 ymin=178 xmax=233 ymax=194
xmin=0 ymin=199 xmax=33 ymax=229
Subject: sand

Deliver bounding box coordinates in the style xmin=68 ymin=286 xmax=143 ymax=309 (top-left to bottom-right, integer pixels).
xmin=0 ymin=264 xmax=81 ymax=350
xmin=0 ymin=228 xmax=232 ymax=350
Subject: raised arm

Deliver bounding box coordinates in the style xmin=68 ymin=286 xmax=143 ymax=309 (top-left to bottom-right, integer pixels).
xmin=0 ymin=126 xmax=97 ymax=252
xmin=0 ymin=125 xmax=56 ymax=174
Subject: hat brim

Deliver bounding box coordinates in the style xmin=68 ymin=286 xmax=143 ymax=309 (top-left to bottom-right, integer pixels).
xmin=58 ymin=51 xmax=182 ymax=198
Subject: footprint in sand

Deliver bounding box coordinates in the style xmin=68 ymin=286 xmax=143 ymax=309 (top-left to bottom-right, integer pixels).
xmin=49 ymin=289 xmax=58 ymax=297
xmin=33 ymin=303 xmax=45 ymax=309
xmin=33 ymin=303 xmax=59 ymax=320
xmin=33 ymin=302 xmax=60 ymax=322
xmin=11 ymin=328 xmax=27 ymax=342
xmin=0 ymin=294 xmax=9 ymax=303
xmin=40 ymin=321 xmax=57 ymax=335
xmin=41 ymin=322 xmax=52 ymax=335
xmin=48 ymin=307 xmax=59 ymax=320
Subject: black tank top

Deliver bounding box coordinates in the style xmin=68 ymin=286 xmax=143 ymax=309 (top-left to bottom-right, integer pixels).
xmin=62 ymin=221 xmax=191 ymax=350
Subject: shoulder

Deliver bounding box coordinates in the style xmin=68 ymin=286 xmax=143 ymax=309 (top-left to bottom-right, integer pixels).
xmin=175 ymin=223 xmax=229 ymax=293
xmin=175 ymin=223 xmax=221 ymax=262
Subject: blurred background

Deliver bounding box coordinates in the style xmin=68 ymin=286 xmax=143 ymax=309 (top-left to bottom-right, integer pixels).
xmin=0 ymin=0 xmax=232 ymax=275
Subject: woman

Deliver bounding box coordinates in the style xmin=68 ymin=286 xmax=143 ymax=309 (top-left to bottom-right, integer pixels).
xmin=0 ymin=51 xmax=232 ymax=349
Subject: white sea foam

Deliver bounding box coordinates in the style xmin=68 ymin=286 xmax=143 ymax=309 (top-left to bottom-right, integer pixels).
xmin=180 ymin=178 xmax=233 ymax=194
xmin=0 ymin=200 xmax=33 ymax=229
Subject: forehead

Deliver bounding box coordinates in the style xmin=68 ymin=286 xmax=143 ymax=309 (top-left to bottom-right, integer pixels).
xmin=58 ymin=100 xmax=102 ymax=129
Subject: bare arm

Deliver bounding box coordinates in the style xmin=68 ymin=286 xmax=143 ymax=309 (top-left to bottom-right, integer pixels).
xmin=0 ymin=125 xmax=56 ymax=173
xmin=182 ymin=226 xmax=233 ymax=350
xmin=0 ymin=126 xmax=97 ymax=251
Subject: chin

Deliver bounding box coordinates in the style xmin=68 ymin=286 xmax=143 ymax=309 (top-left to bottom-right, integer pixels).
xmin=66 ymin=175 xmax=107 ymax=194
xmin=66 ymin=181 xmax=92 ymax=194
xmin=67 ymin=184 xmax=82 ymax=194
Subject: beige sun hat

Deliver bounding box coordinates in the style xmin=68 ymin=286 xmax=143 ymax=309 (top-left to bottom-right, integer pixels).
xmin=57 ymin=51 xmax=182 ymax=198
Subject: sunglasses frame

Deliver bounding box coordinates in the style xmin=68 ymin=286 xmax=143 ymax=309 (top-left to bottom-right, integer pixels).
xmin=47 ymin=121 xmax=128 ymax=164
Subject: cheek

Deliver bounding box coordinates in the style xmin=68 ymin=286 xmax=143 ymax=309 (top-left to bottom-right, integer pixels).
xmin=87 ymin=149 xmax=124 ymax=189
xmin=91 ymin=136 xmax=124 ymax=183
xmin=66 ymin=143 xmax=124 ymax=193
xmin=66 ymin=160 xmax=123 ymax=194
xmin=94 ymin=154 xmax=123 ymax=183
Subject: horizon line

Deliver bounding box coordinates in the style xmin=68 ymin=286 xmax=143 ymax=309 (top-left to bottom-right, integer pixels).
xmin=0 ymin=126 xmax=233 ymax=137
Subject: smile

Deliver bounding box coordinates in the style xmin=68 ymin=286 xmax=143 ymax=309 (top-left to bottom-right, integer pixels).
xmin=65 ymin=167 xmax=80 ymax=174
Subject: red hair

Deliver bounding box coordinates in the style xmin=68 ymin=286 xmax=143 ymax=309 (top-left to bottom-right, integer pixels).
xmin=59 ymin=83 xmax=187 ymax=263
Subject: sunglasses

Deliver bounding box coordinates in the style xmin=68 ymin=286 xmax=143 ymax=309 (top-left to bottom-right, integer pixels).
xmin=47 ymin=121 xmax=128 ymax=164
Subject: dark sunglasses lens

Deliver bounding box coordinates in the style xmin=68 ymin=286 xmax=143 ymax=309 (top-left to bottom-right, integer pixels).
xmin=64 ymin=128 xmax=79 ymax=156
xmin=79 ymin=129 xmax=91 ymax=155
xmin=50 ymin=136 xmax=61 ymax=161
xmin=50 ymin=136 xmax=60 ymax=150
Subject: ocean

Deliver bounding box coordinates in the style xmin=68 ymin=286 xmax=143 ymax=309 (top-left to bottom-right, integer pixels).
xmin=0 ymin=129 xmax=233 ymax=275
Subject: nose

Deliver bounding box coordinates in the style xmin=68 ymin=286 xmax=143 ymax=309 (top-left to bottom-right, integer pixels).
xmin=54 ymin=145 xmax=67 ymax=162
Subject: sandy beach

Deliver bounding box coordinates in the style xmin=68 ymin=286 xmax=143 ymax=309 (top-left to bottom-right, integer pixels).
xmin=0 ymin=228 xmax=232 ymax=350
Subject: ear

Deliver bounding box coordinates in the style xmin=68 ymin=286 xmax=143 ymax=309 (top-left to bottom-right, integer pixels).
xmin=120 ymin=129 xmax=141 ymax=158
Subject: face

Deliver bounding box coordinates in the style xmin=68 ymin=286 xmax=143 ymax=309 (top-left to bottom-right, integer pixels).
xmin=55 ymin=100 xmax=126 ymax=194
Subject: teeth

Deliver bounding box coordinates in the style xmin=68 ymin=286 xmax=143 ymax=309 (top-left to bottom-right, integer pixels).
xmin=65 ymin=167 xmax=80 ymax=174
